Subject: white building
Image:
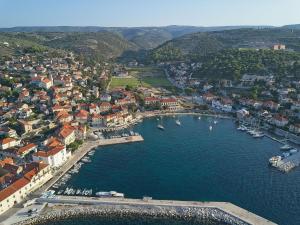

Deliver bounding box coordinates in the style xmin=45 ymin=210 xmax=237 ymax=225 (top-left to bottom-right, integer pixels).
xmin=0 ymin=163 xmax=52 ymax=215
xmin=33 ymin=145 xmax=71 ymax=168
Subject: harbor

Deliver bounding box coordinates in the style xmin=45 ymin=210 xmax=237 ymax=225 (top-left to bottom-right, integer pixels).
xmin=35 ymin=134 xmax=144 ymax=195
xmin=12 ymin=196 xmax=276 ymax=225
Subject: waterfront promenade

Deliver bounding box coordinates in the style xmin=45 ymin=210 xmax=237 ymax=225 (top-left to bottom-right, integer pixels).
xmin=30 ymin=196 xmax=276 ymax=225
xmin=0 ymin=135 xmax=144 ymax=224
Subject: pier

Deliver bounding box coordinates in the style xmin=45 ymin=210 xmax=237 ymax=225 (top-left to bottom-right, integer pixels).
xmin=23 ymin=196 xmax=277 ymax=225
xmin=272 ymin=151 xmax=300 ymax=172
xmin=35 ymin=135 xmax=144 ymax=195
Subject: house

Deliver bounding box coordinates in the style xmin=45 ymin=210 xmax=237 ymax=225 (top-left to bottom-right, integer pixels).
xmin=99 ymin=102 xmax=112 ymax=113
xmin=271 ymin=115 xmax=289 ymax=127
xmin=0 ymin=138 xmax=18 ymax=150
xmin=33 ymin=145 xmax=70 ymax=168
xmin=17 ymin=143 xmax=37 ymax=158
xmin=202 ymin=93 xmax=216 ymax=103
xmin=273 ymin=44 xmax=286 ymax=50
xmin=212 ymin=98 xmax=233 ymax=112
xmin=236 ymin=109 xmax=250 ymax=120
xmin=56 ymin=111 xmax=73 ymax=124
xmin=263 ymin=101 xmax=280 ymax=111
xmin=100 ymin=94 xmax=111 ymax=102
xmin=160 ymin=98 xmax=180 ymax=111
xmin=90 ymin=113 xmax=103 ymax=127
xmin=289 ymin=124 xmax=300 ymax=134
xmin=74 ymin=110 xmax=89 ymax=124
xmin=145 ymin=97 xmax=160 ymax=105
xmin=0 ymin=162 xmax=52 ymax=215
xmin=58 ymin=125 xmax=76 ymax=145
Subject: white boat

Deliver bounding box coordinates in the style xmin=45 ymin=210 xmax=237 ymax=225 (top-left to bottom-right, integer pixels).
xmin=198 ymin=116 xmax=201 ymax=120
xmin=96 ymin=191 xmax=124 ymax=198
xmin=252 ymin=131 xmax=264 ymax=138
xmin=269 ymin=156 xmax=282 ymax=166
xmin=280 ymin=144 xmax=292 ymax=151
xmin=175 ymin=119 xmax=181 ymax=126
xmin=157 ymin=124 xmax=165 ymax=130
xmin=209 ymin=126 xmax=213 ymax=131
xmin=289 ymin=149 xmax=298 ymax=154
xmin=213 ymin=120 xmax=218 ymax=124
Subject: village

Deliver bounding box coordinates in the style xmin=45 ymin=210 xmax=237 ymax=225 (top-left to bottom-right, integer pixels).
xmin=1 ymin=44 xmax=300 ymax=218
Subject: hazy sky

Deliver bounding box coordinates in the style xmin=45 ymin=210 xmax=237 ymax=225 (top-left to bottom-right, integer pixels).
xmin=1 ymin=0 xmax=300 ymax=27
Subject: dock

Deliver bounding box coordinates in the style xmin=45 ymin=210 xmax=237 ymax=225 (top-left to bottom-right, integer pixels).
xmin=272 ymin=151 xmax=300 ymax=172
xmin=35 ymin=135 xmax=144 ymax=195
xmin=30 ymin=196 xmax=277 ymax=225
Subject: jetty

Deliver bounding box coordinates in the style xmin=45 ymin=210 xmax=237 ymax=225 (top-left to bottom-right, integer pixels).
xmin=271 ymin=151 xmax=300 ymax=172
xmin=16 ymin=196 xmax=277 ymax=225
xmin=34 ymin=135 xmax=144 ymax=195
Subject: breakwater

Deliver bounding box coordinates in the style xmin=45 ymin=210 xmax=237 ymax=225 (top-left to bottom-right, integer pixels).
xmin=17 ymin=197 xmax=276 ymax=225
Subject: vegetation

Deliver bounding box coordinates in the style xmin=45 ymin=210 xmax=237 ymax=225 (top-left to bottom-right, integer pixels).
xmin=193 ymin=49 xmax=300 ymax=80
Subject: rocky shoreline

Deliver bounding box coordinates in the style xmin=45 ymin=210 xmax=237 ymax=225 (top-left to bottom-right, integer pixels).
xmin=18 ymin=204 xmax=249 ymax=225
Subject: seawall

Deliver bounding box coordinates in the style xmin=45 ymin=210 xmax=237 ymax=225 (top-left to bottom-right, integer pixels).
xmin=18 ymin=196 xmax=277 ymax=225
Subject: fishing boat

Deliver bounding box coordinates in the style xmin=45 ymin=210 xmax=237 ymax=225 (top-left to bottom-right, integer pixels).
xmin=175 ymin=119 xmax=181 ymax=126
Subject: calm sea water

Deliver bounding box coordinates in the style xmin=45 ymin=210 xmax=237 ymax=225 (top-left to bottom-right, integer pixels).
xmin=52 ymin=116 xmax=300 ymax=225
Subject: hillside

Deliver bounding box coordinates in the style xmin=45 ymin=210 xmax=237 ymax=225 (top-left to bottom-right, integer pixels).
xmin=148 ymin=28 xmax=300 ymax=63
xmin=0 ymin=32 xmax=139 ymax=60
xmin=0 ymin=25 xmax=273 ymax=50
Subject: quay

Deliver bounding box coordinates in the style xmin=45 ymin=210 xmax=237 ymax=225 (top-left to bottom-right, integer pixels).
xmin=19 ymin=196 xmax=277 ymax=225
xmin=35 ymin=135 xmax=144 ymax=195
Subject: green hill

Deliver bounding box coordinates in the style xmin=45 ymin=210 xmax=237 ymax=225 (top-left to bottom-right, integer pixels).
xmin=148 ymin=28 xmax=300 ymax=63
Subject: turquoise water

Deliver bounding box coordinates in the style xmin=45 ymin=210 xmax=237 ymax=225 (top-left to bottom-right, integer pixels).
xmin=58 ymin=116 xmax=300 ymax=225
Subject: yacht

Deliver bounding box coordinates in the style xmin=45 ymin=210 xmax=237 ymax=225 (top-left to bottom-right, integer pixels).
xmin=157 ymin=124 xmax=165 ymax=130
xmin=269 ymin=156 xmax=282 ymax=166
xmin=175 ymin=119 xmax=181 ymax=126
xmin=252 ymin=131 xmax=264 ymax=138
xmin=280 ymin=144 xmax=292 ymax=151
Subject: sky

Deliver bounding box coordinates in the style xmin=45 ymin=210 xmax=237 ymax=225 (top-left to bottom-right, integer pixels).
xmin=1 ymin=0 xmax=300 ymax=28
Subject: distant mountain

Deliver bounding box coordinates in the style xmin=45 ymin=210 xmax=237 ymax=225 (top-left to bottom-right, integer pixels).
xmin=149 ymin=28 xmax=300 ymax=62
xmin=0 ymin=25 xmax=274 ymax=50
xmin=281 ymin=24 xmax=300 ymax=30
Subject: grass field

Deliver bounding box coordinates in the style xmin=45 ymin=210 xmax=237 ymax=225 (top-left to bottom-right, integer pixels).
xmin=109 ymin=67 xmax=172 ymax=90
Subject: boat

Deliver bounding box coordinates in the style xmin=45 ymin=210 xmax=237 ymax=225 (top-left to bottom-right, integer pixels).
xmin=209 ymin=126 xmax=213 ymax=131
xmin=198 ymin=116 xmax=201 ymax=120
xmin=96 ymin=191 xmax=124 ymax=198
xmin=289 ymin=149 xmax=298 ymax=154
xmin=269 ymin=156 xmax=282 ymax=166
xmin=280 ymin=144 xmax=292 ymax=151
xmin=213 ymin=120 xmax=218 ymax=124
xmin=252 ymin=131 xmax=264 ymax=138
xmin=157 ymin=124 xmax=165 ymax=130
xmin=175 ymin=119 xmax=181 ymax=126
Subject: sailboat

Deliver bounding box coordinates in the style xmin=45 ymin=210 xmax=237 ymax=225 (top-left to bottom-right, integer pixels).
xmin=157 ymin=116 xmax=165 ymax=130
